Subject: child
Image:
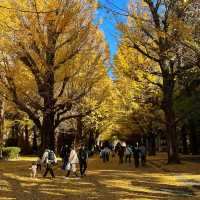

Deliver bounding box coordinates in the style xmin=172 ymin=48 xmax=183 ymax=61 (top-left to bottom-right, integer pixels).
xmin=30 ymin=162 xmax=37 ymax=178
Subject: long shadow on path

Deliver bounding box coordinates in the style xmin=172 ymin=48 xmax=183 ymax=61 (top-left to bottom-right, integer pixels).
xmin=0 ymin=157 xmax=199 ymax=200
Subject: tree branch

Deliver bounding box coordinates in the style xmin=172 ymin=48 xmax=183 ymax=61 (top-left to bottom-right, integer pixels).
xmin=128 ymin=43 xmax=160 ymax=63
xmin=57 ymin=76 xmax=70 ymax=98
xmin=54 ymin=110 xmax=92 ymax=129
xmin=4 ymin=76 xmax=42 ymax=129
xmin=144 ymin=0 xmax=160 ymax=29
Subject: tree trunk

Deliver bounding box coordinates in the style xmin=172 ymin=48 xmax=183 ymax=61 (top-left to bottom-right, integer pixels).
xmin=188 ymin=118 xmax=198 ymax=155
xmin=76 ymin=116 xmax=83 ymax=144
xmin=163 ymin=90 xmax=180 ymax=163
xmin=41 ymin=101 xmax=55 ymax=151
xmin=24 ymin=125 xmax=30 ymax=154
xmin=161 ymin=60 xmax=180 ymax=164
xmin=88 ymin=131 xmax=95 ymax=151
xmin=24 ymin=125 xmax=29 ymax=147
xmin=148 ymin=132 xmax=156 ymax=156
xmin=40 ymin=71 xmax=55 ymax=151
xmin=165 ymin=109 xmax=180 ymax=163
xmin=13 ymin=121 xmax=20 ymax=146
xmin=0 ymin=100 xmax=4 ymax=145
xmin=40 ymin=129 xmax=44 ymax=150
xmin=32 ymin=126 xmax=38 ymax=153
xmin=40 ymin=22 xmax=57 ymax=152
xmin=0 ymin=99 xmax=3 ymax=158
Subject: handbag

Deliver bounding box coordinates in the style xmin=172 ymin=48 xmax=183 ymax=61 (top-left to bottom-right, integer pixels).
xmin=65 ymin=162 xmax=71 ymax=171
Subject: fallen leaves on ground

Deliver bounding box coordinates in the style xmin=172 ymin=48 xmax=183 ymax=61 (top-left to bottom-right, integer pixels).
xmin=0 ymin=155 xmax=200 ymax=200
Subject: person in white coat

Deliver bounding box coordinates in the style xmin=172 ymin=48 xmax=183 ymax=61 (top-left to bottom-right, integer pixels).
xmin=65 ymin=146 xmax=79 ymax=178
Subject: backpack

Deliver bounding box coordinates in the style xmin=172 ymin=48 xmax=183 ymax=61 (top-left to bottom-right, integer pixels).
xmin=48 ymin=150 xmax=55 ymax=162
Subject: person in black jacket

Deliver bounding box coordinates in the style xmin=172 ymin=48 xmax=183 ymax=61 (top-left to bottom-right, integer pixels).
xmin=60 ymin=144 xmax=70 ymax=170
xmin=78 ymin=144 xmax=88 ymax=177
xmin=133 ymin=146 xmax=140 ymax=168
xmin=139 ymin=144 xmax=146 ymax=166
xmin=115 ymin=143 xmax=125 ymax=164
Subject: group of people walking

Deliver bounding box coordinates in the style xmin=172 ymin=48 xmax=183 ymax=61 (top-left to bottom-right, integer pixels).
xmin=30 ymin=144 xmax=88 ymax=179
xmin=100 ymin=142 xmax=147 ymax=168
xmin=61 ymin=143 xmax=88 ymax=178
xmin=29 ymin=142 xmax=146 ymax=179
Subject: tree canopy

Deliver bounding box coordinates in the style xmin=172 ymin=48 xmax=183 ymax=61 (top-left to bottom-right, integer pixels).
xmin=0 ymin=0 xmax=200 ymax=163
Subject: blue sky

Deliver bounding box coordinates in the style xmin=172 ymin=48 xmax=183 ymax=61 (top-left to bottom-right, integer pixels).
xmin=96 ymin=0 xmax=129 ymax=59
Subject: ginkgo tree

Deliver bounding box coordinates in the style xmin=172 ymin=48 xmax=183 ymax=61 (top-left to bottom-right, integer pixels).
xmin=112 ymin=0 xmax=196 ymax=163
xmin=82 ymin=76 xmax=118 ymax=141
xmin=113 ymin=42 xmax=163 ymax=150
xmin=0 ymin=0 xmax=109 ymax=151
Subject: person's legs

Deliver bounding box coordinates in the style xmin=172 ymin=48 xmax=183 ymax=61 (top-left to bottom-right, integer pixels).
xmin=80 ymin=161 xmax=83 ymax=175
xmin=141 ymin=156 xmax=143 ymax=165
xmin=128 ymin=155 xmax=131 ymax=163
xmin=37 ymin=164 xmax=41 ymax=171
xmin=106 ymin=153 xmax=109 ymax=162
xmin=119 ymin=155 xmax=123 ymax=164
xmin=141 ymin=155 xmax=146 ymax=166
xmin=72 ymin=164 xmax=78 ymax=177
xmin=43 ymin=164 xmax=50 ymax=177
xmin=121 ymin=156 xmax=124 ymax=164
xmin=62 ymin=159 xmax=68 ymax=170
xmin=134 ymin=156 xmax=138 ymax=168
xmin=103 ymin=153 xmax=106 ymax=162
xmin=136 ymin=156 xmax=139 ymax=167
xmin=66 ymin=170 xmax=70 ymax=177
xmin=49 ymin=166 xmax=55 ymax=178
xmin=119 ymin=156 xmax=121 ymax=164
xmin=61 ymin=160 xmax=65 ymax=170
xmin=82 ymin=160 xmax=87 ymax=176
xmin=33 ymin=169 xmax=37 ymax=178
xmin=125 ymin=155 xmax=128 ymax=163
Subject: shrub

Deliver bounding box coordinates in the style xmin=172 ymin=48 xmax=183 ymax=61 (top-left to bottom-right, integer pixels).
xmin=2 ymin=147 xmax=21 ymax=159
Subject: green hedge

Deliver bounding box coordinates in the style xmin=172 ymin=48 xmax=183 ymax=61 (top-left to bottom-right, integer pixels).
xmin=2 ymin=147 xmax=21 ymax=159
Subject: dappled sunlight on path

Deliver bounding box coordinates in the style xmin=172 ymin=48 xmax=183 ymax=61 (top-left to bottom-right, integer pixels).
xmin=0 ymin=156 xmax=200 ymax=200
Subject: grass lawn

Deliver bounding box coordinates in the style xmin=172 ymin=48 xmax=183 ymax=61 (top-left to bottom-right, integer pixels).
xmin=0 ymin=154 xmax=200 ymax=200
